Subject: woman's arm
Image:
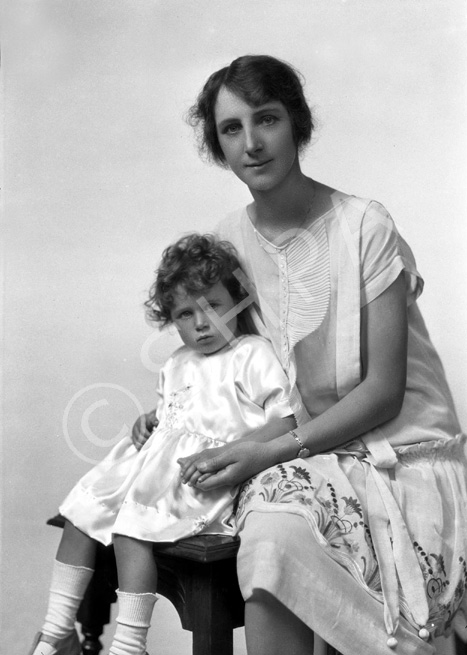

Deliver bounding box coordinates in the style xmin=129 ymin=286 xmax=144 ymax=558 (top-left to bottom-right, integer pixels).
xmin=178 ymin=414 xmax=296 ymax=486
xmin=195 ymin=272 xmax=408 ymax=489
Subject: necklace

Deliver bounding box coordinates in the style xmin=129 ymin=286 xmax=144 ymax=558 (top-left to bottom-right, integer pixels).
xmin=250 ymin=181 xmax=316 ymax=252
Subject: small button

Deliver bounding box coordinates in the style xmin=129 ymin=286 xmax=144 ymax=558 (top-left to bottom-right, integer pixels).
xmin=387 ymin=637 xmax=398 ymax=649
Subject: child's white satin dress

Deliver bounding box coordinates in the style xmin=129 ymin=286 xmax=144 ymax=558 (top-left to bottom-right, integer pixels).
xmin=60 ymin=335 xmax=292 ymax=544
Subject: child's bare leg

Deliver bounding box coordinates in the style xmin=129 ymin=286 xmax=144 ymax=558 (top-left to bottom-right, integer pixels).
xmin=31 ymin=520 xmax=96 ymax=655
xmin=56 ymin=519 xmax=97 ymax=568
xmin=109 ymin=535 xmax=158 ymax=655
xmin=113 ymin=534 xmax=158 ymax=592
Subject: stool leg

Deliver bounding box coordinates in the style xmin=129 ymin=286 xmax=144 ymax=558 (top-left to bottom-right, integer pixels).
xmin=455 ymin=633 xmax=467 ymax=655
xmin=190 ymin=562 xmax=235 ymax=655
xmin=77 ymin=544 xmax=117 ymax=655
xmin=78 ymin=576 xmax=108 ymax=655
xmin=325 ymin=646 xmax=343 ymax=655
xmin=80 ymin=627 xmax=104 ymax=655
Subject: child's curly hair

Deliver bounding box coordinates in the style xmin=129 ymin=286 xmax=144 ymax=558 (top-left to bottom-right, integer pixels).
xmin=145 ymin=233 xmax=249 ymax=327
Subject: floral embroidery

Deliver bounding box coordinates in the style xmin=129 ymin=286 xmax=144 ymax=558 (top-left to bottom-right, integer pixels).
xmin=290 ymin=465 xmax=312 ymax=483
xmin=260 ymin=471 xmax=280 ymax=486
xmin=236 ymin=464 xmax=380 ymax=590
xmin=193 ymin=516 xmax=208 ymax=533
xmin=235 ymin=458 xmax=466 ymax=637
xmin=237 ymin=465 xmax=372 ymax=573
xmin=164 ymin=385 xmax=192 ymax=428
xmin=342 ymin=496 xmax=363 ymax=518
xmin=412 ymin=544 xmax=466 ymax=635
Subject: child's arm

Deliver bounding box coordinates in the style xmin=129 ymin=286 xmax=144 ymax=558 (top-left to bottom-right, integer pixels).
xmin=178 ymin=414 xmax=296 ymax=486
xmin=131 ymin=409 xmax=158 ymax=450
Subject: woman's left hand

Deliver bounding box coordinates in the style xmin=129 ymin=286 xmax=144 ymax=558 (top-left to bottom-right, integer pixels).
xmin=178 ymin=445 xmax=231 ymax=487
xmin=179 ymin=441 xmax=275 ymax=490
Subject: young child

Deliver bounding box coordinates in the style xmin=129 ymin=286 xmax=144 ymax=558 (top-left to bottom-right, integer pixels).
xmin=30 ymin=233 xmax=295 ymax=655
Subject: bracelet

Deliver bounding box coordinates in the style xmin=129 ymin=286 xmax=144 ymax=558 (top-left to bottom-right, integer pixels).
xmin=289 ymin=430 xmax=311 ymax=459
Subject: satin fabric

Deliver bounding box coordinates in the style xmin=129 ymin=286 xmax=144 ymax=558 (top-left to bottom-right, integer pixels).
xmin=60 ymin=335 xmax=292 ymax=545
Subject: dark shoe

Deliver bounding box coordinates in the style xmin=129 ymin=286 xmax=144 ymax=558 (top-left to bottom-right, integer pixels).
xmin=27 ymin=631 xmax=81 ymax=655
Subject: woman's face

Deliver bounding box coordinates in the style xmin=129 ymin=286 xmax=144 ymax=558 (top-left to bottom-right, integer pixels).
xmin=214 ymin=86 xmax=299 ymax=193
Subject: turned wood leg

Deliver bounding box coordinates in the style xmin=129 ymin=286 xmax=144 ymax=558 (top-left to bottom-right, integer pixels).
xmin=77 ymin=543 xmax=117 ymax=655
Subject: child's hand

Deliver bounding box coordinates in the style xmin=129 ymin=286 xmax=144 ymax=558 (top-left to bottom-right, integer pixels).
xmin=178 ymin=446 xmax=229 ymax=487
xmin=131 ymin=410 xmax=158 ymax=450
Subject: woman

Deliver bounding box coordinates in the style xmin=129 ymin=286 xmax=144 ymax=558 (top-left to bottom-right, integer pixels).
xmin=137 ymin=55 xmax=467 ymax=655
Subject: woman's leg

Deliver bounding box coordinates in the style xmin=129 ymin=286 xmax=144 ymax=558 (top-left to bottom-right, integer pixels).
xmin=245 ymin=590 xmax=314 ymax=655
xmin=109 ymin=535 xmax=158 ymax=655
xmin=31 ymin=520 xmax=96 ymax=655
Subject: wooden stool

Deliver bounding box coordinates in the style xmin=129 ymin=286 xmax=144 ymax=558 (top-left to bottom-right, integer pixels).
xmin=48 ymin=516 xmax=342 ymax=655
xmin=49 ymin=516 xmax=244 ymax=655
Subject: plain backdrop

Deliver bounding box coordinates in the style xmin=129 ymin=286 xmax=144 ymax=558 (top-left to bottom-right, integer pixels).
xmin=2 ymin=2 xmax=466 ymax=654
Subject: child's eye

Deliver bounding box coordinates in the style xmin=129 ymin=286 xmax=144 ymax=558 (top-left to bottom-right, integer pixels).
xmin=178 ymin=310 xmax=192 ymax=320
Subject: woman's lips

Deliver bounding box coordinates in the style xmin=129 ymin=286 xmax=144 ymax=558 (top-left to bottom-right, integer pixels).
xmin=245 ymin=159 xmax=272 ymax=168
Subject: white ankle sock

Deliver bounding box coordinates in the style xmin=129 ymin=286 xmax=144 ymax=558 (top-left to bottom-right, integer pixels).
xmin=40 ymin=559 xmax=94 ymax=641
xmin=109 ymin=590 xmax=158 ymax=655
xmin=30 ymin=642 xmax=56 ymax=655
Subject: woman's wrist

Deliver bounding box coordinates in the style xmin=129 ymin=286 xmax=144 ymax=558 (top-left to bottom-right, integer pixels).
xmin=265 ymin=432 xmax=305 ymax=466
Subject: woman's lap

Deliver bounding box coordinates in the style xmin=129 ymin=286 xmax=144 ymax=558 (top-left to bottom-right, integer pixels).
xmin=237 ymin=512 xmax=434 ymax=655
xmin=235 ymin=437 xmax=467 ymax=654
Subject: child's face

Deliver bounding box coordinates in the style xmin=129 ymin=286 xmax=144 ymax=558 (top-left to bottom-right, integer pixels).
xmin=170 ymin=281 xmax=240 ymax=355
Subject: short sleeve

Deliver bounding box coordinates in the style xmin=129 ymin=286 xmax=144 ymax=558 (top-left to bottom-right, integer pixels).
xmin=234 ymin=336 xmax=293 ymax=422
xmin=359 ymin=201 xmax=423 ymax=307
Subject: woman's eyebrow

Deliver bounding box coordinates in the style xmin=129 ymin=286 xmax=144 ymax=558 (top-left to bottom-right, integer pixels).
xmin=197 ymin=295 xmax=222 ymax=305
xmin=216 ymin=103 xmax=284 ymax=128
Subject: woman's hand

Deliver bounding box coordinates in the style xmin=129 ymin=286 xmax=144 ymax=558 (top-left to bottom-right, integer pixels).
xmin=131 ymin=410 xmax=158 ymax=450
xmin=178 ymin=445 xmax=231 ymax=487
xmin=179 ymin=441 xmax=275 ymax=490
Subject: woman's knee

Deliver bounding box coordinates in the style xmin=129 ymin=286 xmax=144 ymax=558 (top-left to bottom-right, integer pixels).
xmin=237 ymin=512 xmax=312 ymax=598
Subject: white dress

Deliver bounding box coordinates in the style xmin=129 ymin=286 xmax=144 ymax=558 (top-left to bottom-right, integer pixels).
xmin=217 ymin=183 xmax=467 ymax=654
xmin=59 ymin=335 xmax=292 ymax=545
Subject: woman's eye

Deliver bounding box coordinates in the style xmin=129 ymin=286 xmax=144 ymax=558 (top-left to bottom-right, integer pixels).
xmin=261 ymin=115 xmax=277 ymax=126
xmin=224 ymin=123 xmax=241 ymax=135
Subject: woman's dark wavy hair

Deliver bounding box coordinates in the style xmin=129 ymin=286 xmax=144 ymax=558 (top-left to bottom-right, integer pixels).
xmin=187 ymin=54 xmax=314 ymax=165
xmin=145 ymin=233 xmax=248 ymax=327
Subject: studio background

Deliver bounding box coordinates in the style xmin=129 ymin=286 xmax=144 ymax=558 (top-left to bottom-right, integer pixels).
xmin=2 ymin=2 xmax=466 ymax=654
